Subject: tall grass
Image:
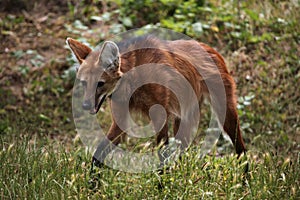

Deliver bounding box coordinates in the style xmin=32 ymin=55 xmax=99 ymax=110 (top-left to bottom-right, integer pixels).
xmin=1 ymin=134 xmax=299 ymax=199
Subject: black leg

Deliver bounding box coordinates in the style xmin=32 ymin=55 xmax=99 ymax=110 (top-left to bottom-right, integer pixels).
xmin=92 ymin=138 xmax=116 ymax=168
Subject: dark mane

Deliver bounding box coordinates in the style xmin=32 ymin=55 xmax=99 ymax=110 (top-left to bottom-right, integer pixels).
xmin=116 ymin=35 xmax=166 ymax=54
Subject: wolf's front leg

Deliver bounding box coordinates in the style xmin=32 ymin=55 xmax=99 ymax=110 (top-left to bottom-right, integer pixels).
xmin=92 ymin=121 xmax=124 ymax=168
xmin=89 ymin=121 xmax=124 ymax=188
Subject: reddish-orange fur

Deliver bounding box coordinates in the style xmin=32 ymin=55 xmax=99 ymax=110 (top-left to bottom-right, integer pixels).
xmin=109 ymin=38 xmax=245 ymax=155
xmin=67 ymin=36 xmax=246 ymax=165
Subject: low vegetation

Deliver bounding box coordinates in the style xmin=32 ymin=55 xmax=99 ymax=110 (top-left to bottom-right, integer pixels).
xmin=0 ymin=0 xmax=299 ymax=199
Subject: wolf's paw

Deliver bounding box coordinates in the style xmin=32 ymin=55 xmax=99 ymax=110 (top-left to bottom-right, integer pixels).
xmin=88 ymin=158 xmax=104 ymax=190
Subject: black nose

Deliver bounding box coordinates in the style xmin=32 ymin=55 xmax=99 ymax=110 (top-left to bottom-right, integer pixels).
xmin=82 ymin=100 xmax=91 ymax=110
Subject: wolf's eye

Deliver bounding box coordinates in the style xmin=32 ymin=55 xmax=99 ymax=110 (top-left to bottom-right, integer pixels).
xmin=113 ymin=58 xmax=119 ymax=66
xmin=81 ymin=81 xmax=87 ymax=87
xmin=97 ymin=81 xmax=104 ymax=88
xmin=106 ymin=63 xmax=113 ymax=69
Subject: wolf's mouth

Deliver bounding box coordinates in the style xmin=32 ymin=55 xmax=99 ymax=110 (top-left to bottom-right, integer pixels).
xmin=90 ymin=94 xmax=107 ymax=115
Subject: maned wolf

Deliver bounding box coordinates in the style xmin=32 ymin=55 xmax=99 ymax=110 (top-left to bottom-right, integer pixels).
xmin=66 ymin=35 xmax=246 ymax=168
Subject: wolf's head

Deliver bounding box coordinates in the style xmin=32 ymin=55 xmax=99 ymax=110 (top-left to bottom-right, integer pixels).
xmin=66 ymin=38 xmax=122 ymax=114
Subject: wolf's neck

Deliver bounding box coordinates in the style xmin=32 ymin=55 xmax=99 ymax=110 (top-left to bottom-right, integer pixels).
xmin=119 ymin=48 xmax=173 ymax=73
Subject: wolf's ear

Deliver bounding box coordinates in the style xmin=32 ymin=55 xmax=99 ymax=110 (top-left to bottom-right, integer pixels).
xmin=99 ymin=41 xmax=120 ymax=72
xmin=66 ymin=38 xmax=92 ymax=64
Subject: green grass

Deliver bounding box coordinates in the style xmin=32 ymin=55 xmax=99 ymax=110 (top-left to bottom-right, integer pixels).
xmin=0 ymin=0 xmax=299 ymax=199
xmin=1 ymin=133 xmax=299 ymax=199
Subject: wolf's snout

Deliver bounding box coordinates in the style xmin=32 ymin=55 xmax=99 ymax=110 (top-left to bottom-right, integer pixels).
xmin=82 ymin=100 xmax=92 ymax=110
